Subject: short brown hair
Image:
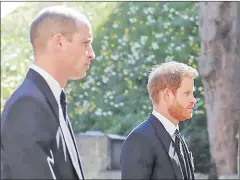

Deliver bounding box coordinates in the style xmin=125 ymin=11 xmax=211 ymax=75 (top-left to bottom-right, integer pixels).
xmin=30 ymin=6 xmax=88 ymax=51
xmin=147 ymin=61 xmax=199 ymax=104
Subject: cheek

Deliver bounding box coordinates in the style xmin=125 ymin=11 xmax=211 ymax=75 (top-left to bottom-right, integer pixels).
xmin=176 ymin=95 xmax=188 ymax=108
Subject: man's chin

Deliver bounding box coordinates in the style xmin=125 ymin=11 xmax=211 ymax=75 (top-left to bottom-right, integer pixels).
xmin=180 ymin=114 xmax=193 ymax=121
xmin=69 ymin=72 xmax=86 ymax=80
xmin=185 ymin=113 xmax=193 ymax=120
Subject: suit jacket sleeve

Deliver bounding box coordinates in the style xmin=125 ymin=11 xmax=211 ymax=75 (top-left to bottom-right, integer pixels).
xmin=1 ymin=97 xmax=57 ymax=179
xmin=120 ymin=132 xmax=154 ymax=179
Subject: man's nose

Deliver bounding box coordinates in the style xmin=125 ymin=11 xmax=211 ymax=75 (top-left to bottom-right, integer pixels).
xmin=192 ymin=96 xmax=197 ymax=104
xmin=88 ymin=48 xmax=95 ymax=61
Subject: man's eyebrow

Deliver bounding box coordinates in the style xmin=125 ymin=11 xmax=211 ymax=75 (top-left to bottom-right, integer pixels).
xmin=85 ymin=38 xmax=93 ymax=42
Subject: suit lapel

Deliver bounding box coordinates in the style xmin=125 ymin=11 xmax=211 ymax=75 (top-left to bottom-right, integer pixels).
xmin=58 ymin=107 xmax=83 ymax=179
xmin=66 ymin=116 xmax=85 ymax=179
xmin=181 ymin=137 xmax=195 ymax=180
xmin=149 ymin=114 xmax=184 ymax=180
xmin=26 ymin=69 xmax=83 ymax=179
xmin=26 ymin=69 xmax=59 ymax=119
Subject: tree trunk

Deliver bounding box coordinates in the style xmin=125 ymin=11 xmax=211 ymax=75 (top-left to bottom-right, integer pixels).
xmin=198 ymin=1 xmax=240 ymax=177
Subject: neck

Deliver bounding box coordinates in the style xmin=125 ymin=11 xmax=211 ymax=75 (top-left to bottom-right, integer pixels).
xmin=153 ymin=104 xmax=179 ymax=126
xmin=34 ymin=55 xmax=67 ymax=88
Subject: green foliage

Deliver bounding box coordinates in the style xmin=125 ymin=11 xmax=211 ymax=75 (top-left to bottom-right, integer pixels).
xmin=1 ymin=2 xmax=210 ymax=172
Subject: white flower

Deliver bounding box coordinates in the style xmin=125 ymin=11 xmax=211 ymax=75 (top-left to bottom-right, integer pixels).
xmin=188 ymin=59 xmax=194 ymax=63
xmin=190 ymin=17 xmax=194 ymax=21
xmin=165 ymin=56 xmax=173 ymax=62
xmin=123 ymin=35 xmax=128 ymax=42
xmin=104 ymin=67 xmax=111 ymax=73
xmin=170 ymin=8 xmax=175 ymax=13
xmin=102 ymin=77 xmax=109 ymax=83
xmin=143 ymin=8 xmax=149 ymax=15
xmin=155 ymin=33 xmax=164 ymax=38
xmin=10 ymin=65 xmax=17 ymax=71
xmin=113 ymin=24 xmax=118 ymax=28
xmin=102 ymin=45 xmax=107 ymax=50
xmin=182 ymin=15 xmax=189 ymax=20
xmin=140 ymin=36 xmax=148 ymax=45
xmin=79 ymin=95 xmax=84 ymax=98
xmin=198 ymin=87 xmax=203 ymax=91
xmin=152 ymin=42 xmax=159 ymax=50
xmin=107 ymin=111 xmax=113 ymax=116
xmin=164 ymin=22 xmax=170 ymax=29
xmin=130 ymin=6 xmax=138 ymax=14
xmin=96 ymin=55 xmax=103 ymax=62
xmin=163 ymin=4 xmax=169 ymax=12
xmin=176 ymin=46 xmax=181 ymax=51
xmin=111 ymin=54 xmax=119 ymax=61
xmin=188 ymin=36 xmax=194 ymax=41
xmin=129 ymin=18 xmax=135 ymax=23
xmin=120 ymin=102 xmax=124 ymax=106
xmin=104 ymin=36 xmax=109 ymax=40
xmin=168 ymin=14 xmax=174 ymax=20
xmin=148 ymin=7 xmax=154 ymax=14
xmin=95 ymin=108 xmax=102 ymax=116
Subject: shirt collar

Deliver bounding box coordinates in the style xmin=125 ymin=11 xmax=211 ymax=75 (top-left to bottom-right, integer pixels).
xmin=152 ymin=109 xmax=179 ymax=137
xmin=30 ymin=64 xmax=62 ymax=103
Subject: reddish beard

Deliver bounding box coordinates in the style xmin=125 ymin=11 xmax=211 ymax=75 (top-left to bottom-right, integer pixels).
xmin=168 ymin=99 xmax=192 ymax=121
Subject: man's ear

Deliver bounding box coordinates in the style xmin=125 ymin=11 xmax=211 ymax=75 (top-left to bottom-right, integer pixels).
xmin=163 ymin=88 xmax=174 ymax=103
xmin=52 ymin=33 xmax=64 ymax=51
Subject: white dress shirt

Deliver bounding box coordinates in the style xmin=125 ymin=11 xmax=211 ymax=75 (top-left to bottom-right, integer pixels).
xmin=152 ymin=109 xmax=179 ymax=142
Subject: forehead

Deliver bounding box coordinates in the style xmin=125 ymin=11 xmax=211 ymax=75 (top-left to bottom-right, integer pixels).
xmin=74 ymin=21 xmax=93 ymax=40
xmin=178 ymin=76 xmax=195 ymax=91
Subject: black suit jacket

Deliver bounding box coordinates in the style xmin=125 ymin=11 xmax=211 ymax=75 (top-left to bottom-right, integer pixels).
xmin=120 ymin=114 xmax=195 ymax=179
xmin=1 ymin=69 xmax=84 ymax=179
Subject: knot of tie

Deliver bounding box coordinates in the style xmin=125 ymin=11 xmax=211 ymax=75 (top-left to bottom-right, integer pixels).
xmin=174 ymin=129 xmax=181 ymax=138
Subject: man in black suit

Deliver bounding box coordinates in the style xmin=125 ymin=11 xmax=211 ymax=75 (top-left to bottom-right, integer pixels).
xmin=120 ymin=61 xmax=198 ymax=179
xmin=1 ymin=6 xmax=95 ymax=179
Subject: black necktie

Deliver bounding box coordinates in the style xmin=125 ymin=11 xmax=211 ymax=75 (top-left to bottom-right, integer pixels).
xmin=175 ymin=129 xmax=188 ymax=180
xmin=60 ymin=90 xmax=67 ymax=120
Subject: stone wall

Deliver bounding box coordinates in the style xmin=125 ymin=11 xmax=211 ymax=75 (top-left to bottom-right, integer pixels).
xmin=74 ymin=131 xmax=239 ymax=179
xmin=75 ymin=131 xmax=124 ymax=179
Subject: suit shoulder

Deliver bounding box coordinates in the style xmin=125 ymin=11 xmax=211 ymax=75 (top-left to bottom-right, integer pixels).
xmin=1 ymin=79 xmax=47 ymax=123
xmin=128 ymin=115 xmax=154 ymax=137
xmin=4 ymin=79 xmax=45 ymax=109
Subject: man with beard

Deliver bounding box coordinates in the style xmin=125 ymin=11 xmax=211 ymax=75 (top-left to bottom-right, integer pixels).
xmin=120 ymin=61 xmax=197 ymax=180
